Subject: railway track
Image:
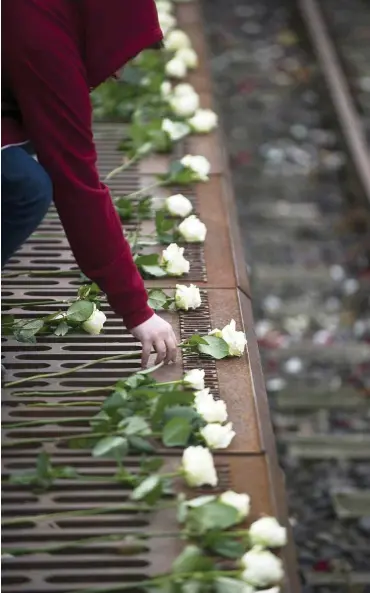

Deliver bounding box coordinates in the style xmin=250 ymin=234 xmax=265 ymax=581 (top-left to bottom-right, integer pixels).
xmin=202 ymin=0 xmax=370 ymax=591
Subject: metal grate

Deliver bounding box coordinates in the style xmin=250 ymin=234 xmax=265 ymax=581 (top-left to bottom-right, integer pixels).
xmin=179 ymin=291 xmax=219 ymax=396
xmin=1 ymin=458 xmax=235 ymax=593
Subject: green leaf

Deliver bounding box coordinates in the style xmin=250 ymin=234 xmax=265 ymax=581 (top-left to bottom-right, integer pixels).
xmin=141 ymin=265 xmax=167 ymax=278
xmin=137 ymin=196 xmax=152 ymax=219
xmin=198 ymin=336 xmax=229 ymax=359
xmin=13 ymin=319 xmax=45 ymax=343
xmin=66 ymin=300 xmax=94 ymax=322
xmin=182 ymin=334 xmax=208 ymax=347
xmin=79 ymin=272 xmax=92 ymax=283
xmin=129 ymin=436 xmax=155 ymax=453
xmin=121 ymin=65 xmax=145 ymax=85
xmin=124 ymin=373 xmax=155 ymax=390
xmin=147 ymin=289 xmax=168 ymax=310
xmin=92 ymin=436 xmax=128 ymax=458
xmin=77 ymin=283 xmax=100 ymax=299
xmin=168 ymin=160 xmax=186 ymax=178
xmin=36 ymin=451 xmax=51 ymax=479
xmin=152 ymin=391 xmax=195 ymax=425
xmin=102 ymin=391 xmax=128 ymax=412
xmin=172 ymin=545 xmax=214 ymax=574
xmin=162 ymin=417 xmax=192 ymax=447
xmin=1 ymin=314 xmax=15 ymax=335
xmin=54 ymin=321 xmax=69 ymax=337
xmin=135 ymin=253 xmax=160 ymax=266
xmin=116 ymin=197 xmax=133 ymax=220
xmin=69 ymin=437 xmax=99 ymax=450
xmin=205 ymin=532 xmax=245 ymax=558
xmin=56 ymin=466 xmax=79 ymax=479
xmin=140 ymin=457 xmax=164 ymax=473
xmin=155 ymin=210 xmax=176 ymax=236
xmin=135 ymin=254 xmax=167 ymax=278
xmin=215 ymin=578 xmax=246 ymax=593
xmin=90 ymin=410 xmax=111 ymax=431
xmin=186 ymin=502 xmax=240 ymax=535
xmin=181 ymin=582 xmax=202 ymax=593
xmin=163 ymin=405 xmax=204 ymax=434
xmin=119 ymin=416 xmax=151 ymax=436
xmin=131 ymin=475 xmax=162 ymax=504
xmin=187 ymin=495 xmax=216 ymax=508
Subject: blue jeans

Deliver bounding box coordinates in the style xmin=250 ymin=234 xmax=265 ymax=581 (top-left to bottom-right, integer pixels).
xmin=1 ymin=145 xmax=53 ymax=268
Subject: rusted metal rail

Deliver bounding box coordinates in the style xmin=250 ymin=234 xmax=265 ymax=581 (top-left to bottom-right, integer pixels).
xmin=297 ymin=0 xmax=370 ymax=205
xmin=1 ymin=2 xmax=300 ymax=591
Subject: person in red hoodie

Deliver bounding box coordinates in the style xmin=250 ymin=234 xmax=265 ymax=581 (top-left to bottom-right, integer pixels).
xmin=1 ymin=0 xmax=177 ymax=368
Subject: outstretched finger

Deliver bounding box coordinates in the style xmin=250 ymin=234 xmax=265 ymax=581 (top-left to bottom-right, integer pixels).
xmin=165 ymin=335 xmax=177 ymax=364
xmin=141 ymin=341 xmax=152 ymax=368
xmin=154 ymin=339 xmax=166 ymax=365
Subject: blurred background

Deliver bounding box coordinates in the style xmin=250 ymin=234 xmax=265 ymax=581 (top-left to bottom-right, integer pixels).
xmin=201 ymin=0 xmax=370 ymax=591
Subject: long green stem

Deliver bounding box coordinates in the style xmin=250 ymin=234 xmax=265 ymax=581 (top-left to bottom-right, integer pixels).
xmin=2 ymin=299 xmax=70 ymax=308
xmin=155 ymin=379 xmax=183 ymax=388
xmin=105 ymin=153 xmax=140 ymax=181
xmin=4 ymin=528 xmax=252 ymax=557
xmin=24 ymin=401 xmax=101 ymax=408
xmin=2 ymin=270 xmax=80 ymax=279
xmin=2 ymin=530 xmax=182 ymax=557
xmin=124 ymin=180 xmax=162 ymax=200
xmin=66 ymin=571 xmax=240 ymax=593
xmin=13 ymin=385 xmax=116 ymax=397
xmin=1 ymin=500 xmax=175 ymax=526
xmin=5 ymin=416 xmax=94 ymax=429
xmin=4 ymin=352 xmax=140 ymax=388
xmin=2 ymin=430 xmax=107 ymax=448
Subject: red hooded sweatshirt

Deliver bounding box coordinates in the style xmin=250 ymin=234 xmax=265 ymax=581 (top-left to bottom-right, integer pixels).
xmin=1 ymin=0 xmax=163 ymax=329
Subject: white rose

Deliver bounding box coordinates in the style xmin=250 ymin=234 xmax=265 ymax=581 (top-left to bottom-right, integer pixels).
xmin=173 ymin=83 xmax=197 ymax=97
xmin=249 ymin=517 xmax=287 ymax=548
xmin=219 ymin=490 xmax=251 ymax=519
xmin=180 ymin=154 xmax=211 ymax=180
xmin=161 ymin=81 xmax=172 ymax=97
xmin=175 ymin=284 xmax=202 ymax=310
xmin=241 ymin=549 xmax=284 ymax=588
xmin=170 ymin=92 xmax=200 ymax=117
xmin=188 ymin=109 xmax=218 ymax=133
xmin=194 ymin=389 xmax=228 ymax=423
xmin=175 ymin=47 xmax=198 ymax=69
xmin=165 ymin=29 xmax=192 ymax=51
xmin=210 ymin=319 xmax=247 ymax=357
xmin=165 ymin=57 xmax=187 ymax=79
xmin=178 ymin=215 xmax=207 ymax=242
xmin=200 ymin=422 xmax=235 ymax=449
xmin=161 ymin=243 xmax=190 ymax=276
xmin=156 ymin=0 xmax=173 ymax=13
xmin=162 ymin=119 xmax=190 ymax=141
xmin=82 ymin=306 xmax=107 ymax=335
xmin=182 ymin=446 xmax=218 ymax=487
xmin=165 ymin=193 xmax=193 ymax=217
xmin=183 ymin=368 xmax=205 ymax=390
xmin=158 ymin=11 xmax=177 ymax=35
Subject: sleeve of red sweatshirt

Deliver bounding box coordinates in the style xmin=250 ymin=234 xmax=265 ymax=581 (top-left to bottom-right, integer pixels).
xmin=5 ymin=34 xmax=154 ymax=330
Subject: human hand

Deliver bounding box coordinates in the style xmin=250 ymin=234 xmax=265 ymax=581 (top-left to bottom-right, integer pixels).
xmin=130 ymin=314 xmax=177 ymax=368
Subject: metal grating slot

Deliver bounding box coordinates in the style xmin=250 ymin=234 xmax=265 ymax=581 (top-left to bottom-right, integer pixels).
xmin=2 ymin=458 xmax=166 ymax=593
xmin=179 ymin=291 xmax=219 ymax=396
xmin=1 ymin=450 xmax=243 ymax=593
